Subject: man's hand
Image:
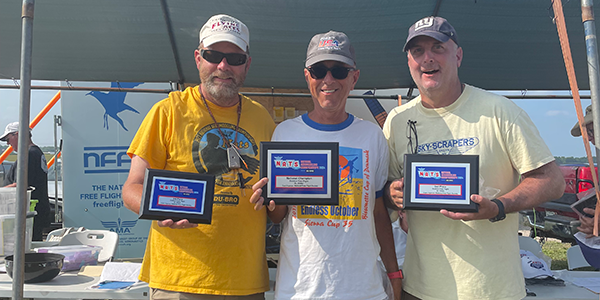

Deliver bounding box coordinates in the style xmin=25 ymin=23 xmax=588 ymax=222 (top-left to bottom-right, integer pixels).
xmin=578 ymin=207 xmax=598 ymax=237
xmin=249 ymin=177 xmax=276 ymax=211
xmin=390 ymin=277 xmax=402 ymax=300
xmin=440 ymin=194 xmax=500 ymax=221
xmin=157 ymin=219 xmax=198 ymax=229
xmin=385 ymin=179 xmax=404 ymax=210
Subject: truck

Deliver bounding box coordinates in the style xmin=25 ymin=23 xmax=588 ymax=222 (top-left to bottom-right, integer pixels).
xmin=520 ymin=165 xmax=596 ymax=243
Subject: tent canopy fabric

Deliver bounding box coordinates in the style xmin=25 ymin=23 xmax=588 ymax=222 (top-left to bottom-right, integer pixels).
xmin=0 ymin=0 xmax=596 ymax=90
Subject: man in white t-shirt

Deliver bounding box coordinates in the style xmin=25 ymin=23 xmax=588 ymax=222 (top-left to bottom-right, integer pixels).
xmin=383 ymin=16 xmax=565 ymax=300
xmin=250 ymin=31 xmax=401 ymax=300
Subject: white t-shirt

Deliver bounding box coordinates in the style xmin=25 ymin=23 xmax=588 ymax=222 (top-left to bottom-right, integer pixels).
xmin=273 ymin=114 xmax=389 ymax=300
xmin=383 ymin=85 xmax=554 ymax=300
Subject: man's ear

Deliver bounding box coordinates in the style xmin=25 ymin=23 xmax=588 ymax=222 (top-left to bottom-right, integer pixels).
xmin=456 ymin=47 xmax=463 ymax=68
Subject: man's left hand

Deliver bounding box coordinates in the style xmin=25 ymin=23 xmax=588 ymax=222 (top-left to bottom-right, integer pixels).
xmin=440 ymin=194 xmax=499 ymax=221
xmin=390 ymin=277 xmax=402 ymax=300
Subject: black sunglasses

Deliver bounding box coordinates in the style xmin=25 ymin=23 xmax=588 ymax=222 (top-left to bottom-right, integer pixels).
xmin=200 ymin=49 xmax=247 ymax=66
xmin=306 ymin=64 xmax=356 ymax=80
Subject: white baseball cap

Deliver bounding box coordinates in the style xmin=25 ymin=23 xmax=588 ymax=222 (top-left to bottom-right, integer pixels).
xmin=199 ymin=14 xmax=249 ymax=51
xmin=520 ymin=250 xmax=552 ymax=279
xmin=0 ymin=122 xmax=20 ymax=142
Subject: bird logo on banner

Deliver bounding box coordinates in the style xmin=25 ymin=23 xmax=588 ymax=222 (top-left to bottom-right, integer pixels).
xmin=86 ymin=82 xmax=142 ymax=131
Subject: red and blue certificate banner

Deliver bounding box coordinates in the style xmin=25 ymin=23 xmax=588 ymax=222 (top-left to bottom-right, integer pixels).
xmin=139 ymin=169 xmax=215 ymax=224
xmin=403 ymin=154 xmax=479 ymax=212
xmin=260 ymin=142 xmax=339 ymax=205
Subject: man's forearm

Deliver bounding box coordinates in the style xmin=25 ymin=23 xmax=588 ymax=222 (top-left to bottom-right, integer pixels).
xmin=500 ymin=161 xmax=565 ymax=214
xmin=122 ymin=182 xmax=144 ymax=214
xmin=374 ymin=197 xmax=399 ymax=273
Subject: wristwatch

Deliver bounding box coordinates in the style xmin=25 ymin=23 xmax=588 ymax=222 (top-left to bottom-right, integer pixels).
xmin=489 ymin=199 xmax=506 ymax=222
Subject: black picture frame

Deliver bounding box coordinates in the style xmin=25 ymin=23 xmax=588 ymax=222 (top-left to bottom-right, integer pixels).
xmin=403 ymin=154 xmax=479 ymax=212
xmin=139 ymin=168 xmax=215 ymax=224
xmin=260 ymin=141 xmax=339 ymax=205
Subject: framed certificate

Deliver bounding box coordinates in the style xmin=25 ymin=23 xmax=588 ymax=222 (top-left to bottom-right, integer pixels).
xmin=139 ymin=169 xmax=215 ymax=224
xmin=403 ymin=154 xmax=479 ymax=212
xmin=260 ymin=142 xmax=339 ymax=205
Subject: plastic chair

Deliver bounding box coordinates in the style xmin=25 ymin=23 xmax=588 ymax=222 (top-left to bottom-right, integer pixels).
xmin=45 ymin=227 xmax=86 ymax=243
xmin=567 ymin=245 xmax=592 ymax=270
xmin=59 ymin=230 xmax=118 ymax=262
xmin=518 ymin=236 xmax=552 ymax=267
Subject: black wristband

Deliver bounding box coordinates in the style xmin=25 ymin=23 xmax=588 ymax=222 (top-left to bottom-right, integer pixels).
xmin=489 ymin=199 xmax=506 ymax=222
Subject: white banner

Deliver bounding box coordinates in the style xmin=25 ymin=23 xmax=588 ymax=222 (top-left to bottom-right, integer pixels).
xmin=61 ymin=82 xmax=168 ymax=259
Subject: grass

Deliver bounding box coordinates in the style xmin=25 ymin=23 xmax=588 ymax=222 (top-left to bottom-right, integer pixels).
xmin=541 ymin=239 xmax=597 ymax=271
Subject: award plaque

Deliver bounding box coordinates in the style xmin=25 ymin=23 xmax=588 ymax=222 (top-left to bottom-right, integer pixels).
xmin=403 ymin=154 xmax=479 ymax=212
xmin=139 ymin=169 xmax=215 ymax=224
xmin=260 ymin=142 xmax=339 ymax=205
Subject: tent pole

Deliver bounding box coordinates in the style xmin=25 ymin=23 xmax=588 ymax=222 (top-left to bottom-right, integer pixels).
xmin=12 ymin=0 xmax=34 ymax=299
xmin=582 ymin=0 xmax=600 ymax=236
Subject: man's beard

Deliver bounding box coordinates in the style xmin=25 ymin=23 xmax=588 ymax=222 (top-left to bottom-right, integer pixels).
xmin=203 ymin=71 xmax=246 ymax=100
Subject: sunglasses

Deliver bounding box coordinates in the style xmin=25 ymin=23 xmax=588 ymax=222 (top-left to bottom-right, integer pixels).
xmin=200 ymin=49 xmax=247 ymax=66
xmin=306 ymin=64 xmax=356 ymax=80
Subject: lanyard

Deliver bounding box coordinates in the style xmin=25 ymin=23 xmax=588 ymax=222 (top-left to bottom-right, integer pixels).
xmin=200 ymin=92 xmax=242 ymax=148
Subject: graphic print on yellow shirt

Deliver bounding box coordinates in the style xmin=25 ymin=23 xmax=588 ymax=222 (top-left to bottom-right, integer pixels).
xmin=297 ymin=146 xmax=363 ymax=222
xmin=192 ymin=123 xmax=258 ymax=205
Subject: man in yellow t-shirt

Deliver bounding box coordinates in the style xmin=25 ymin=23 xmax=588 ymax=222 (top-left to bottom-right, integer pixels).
xmin=383 ymin=16 xmax=565 ymax=300
xmin=123 ymin=14 xmax=275 ymax=299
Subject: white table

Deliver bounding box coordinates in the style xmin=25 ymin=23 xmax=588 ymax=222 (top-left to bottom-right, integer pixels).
xmin=524 ymin=271 xmax=600 ymax=300
xmin=0 ymin=272 xmax=148 ymax=299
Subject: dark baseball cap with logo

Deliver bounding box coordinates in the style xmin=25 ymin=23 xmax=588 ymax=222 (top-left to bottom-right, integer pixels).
xmin=305 ymin=31 xmax=356 ymax=67
xmin=403 ymin=16 xmax=459 ymax=52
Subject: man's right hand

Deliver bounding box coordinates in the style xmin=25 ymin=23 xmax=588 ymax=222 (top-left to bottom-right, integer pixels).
xmin=385 ymin=179 xmax=404 ymax=210
xmin=157 ymin=219 xmax=198 ymax=229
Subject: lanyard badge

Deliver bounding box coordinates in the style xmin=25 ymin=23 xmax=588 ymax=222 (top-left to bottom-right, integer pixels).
xmin=227 ymin=147 xmax=241 ymax=169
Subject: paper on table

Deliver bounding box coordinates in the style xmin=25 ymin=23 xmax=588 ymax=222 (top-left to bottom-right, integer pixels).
xmin=570 ymin=278 xmax=600 ymax=294
xmin=99 ymin=262 xmax=142 ymax=282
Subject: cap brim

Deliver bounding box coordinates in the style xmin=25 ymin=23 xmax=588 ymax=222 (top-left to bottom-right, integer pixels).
xmin=0 ymin=131 xmax=12 ymax=142
xmin=403 ymin=31 xmax=451 ymax=52
xmin=571 ymin=113 xmax=594 ymax=137
xmin=202 ymin=34 xmax=247 ymax=52
xmin=305 ymin=54 xmax=355 ymax=68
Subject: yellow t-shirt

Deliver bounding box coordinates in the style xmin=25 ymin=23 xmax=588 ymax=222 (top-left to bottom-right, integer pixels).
xmin=128 ymin=86 xmax=275 ymax=295
xmin=383 ymin=85 xmax=554 ymax=300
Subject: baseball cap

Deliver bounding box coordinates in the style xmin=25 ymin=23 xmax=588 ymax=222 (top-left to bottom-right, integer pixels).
xmin=305 ymin=31 xmax=356 ymax=68
xmin=0 ymin=122 xmax=19 ymax=142
xmin=571 ymin=105 xmax=594 ymax=137
xmin=574 ymin=232 xmax=600 ymax=269
xmin=404 ymin=16 xmax=459 ymax=52
xmin=199 ymin=14 xmax=249 ymax=51
xmin=520 ymin=250 xmax=553 ymax=279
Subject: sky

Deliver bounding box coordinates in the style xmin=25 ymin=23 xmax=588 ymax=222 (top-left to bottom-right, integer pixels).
xmin=0 ymin=79 xmax=595 ymax=158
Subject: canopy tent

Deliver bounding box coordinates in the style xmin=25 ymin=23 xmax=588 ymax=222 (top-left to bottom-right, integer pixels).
xmin=0 ymin=0 xmax=598 ymax=91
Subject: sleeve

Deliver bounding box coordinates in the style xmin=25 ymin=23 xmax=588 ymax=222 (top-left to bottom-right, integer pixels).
xmin=504 ymin=109 xmax=554 ymax=175
xmin=383 ymin=109 xmax=403 ymax=181
xmin=375 ymin=130 xmax=389 ymax=198
xmin=127 ymin=99 xmax=171 ymax=169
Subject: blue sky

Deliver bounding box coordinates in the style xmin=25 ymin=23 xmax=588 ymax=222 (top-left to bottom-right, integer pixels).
xmin=0 ymin=79 xmax=594 ymax=157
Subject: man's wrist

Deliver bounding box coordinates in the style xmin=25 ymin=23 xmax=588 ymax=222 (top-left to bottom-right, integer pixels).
xmin=387 ymin=270 xmax=403 ymax=279
xmin=489 ymin=199 xmax=506 ymax=222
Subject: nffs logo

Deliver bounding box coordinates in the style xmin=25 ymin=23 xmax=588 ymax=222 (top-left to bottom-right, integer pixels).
xmin=101 ymin=218 xmax=137 ymax=235
xmin=83 ymin=146 xmax=131 ymax=174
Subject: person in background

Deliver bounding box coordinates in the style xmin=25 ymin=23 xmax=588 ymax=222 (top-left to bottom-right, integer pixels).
xmin=383 ymin=16 xmax=565 ymax=299
xmin=122 ymin=14 xmax=275 ymax=299
xmin=571 ymin=104 xmax=599 ymax=237
xmin=250 ymin=30 xmax=401 ymax=300
xmin=1 ymin=121 xmax=50 ymax=241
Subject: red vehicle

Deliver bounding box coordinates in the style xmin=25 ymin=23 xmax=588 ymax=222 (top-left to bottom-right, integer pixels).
xmin=520 ymin=165 xmax=596 ymax=243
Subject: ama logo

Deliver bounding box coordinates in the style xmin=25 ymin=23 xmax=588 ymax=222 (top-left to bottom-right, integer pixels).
xmin=85 ymin=82 xmax=142 ymax=131
xmin=101 ymin=218 xmax=137 ymax=235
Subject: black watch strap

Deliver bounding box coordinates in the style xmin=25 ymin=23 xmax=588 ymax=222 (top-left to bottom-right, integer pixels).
xmin=489 ymin=199 xmax=506 ymax=222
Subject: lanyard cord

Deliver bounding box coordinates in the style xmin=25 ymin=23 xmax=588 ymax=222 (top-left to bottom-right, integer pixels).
xmin=200 ymin=92 xmax=242 ymax=148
